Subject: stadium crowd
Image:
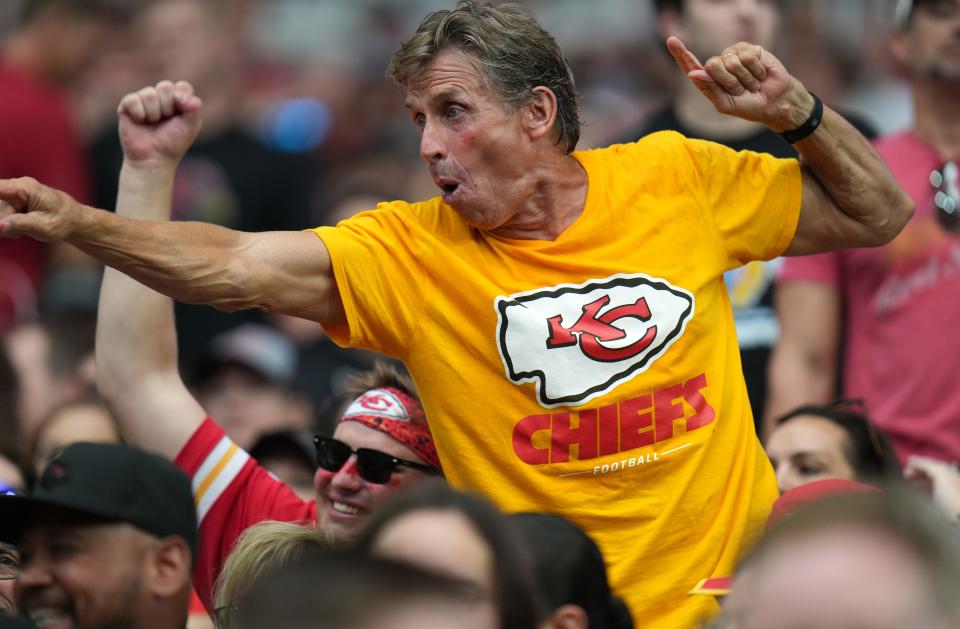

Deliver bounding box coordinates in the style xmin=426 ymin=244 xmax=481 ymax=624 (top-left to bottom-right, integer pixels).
xmin=1 ymin=0 xmax=959 ymax=627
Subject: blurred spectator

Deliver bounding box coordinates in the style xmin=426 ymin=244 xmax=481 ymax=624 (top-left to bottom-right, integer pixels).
xmin=29 ymin=397 xmax=121 ymax=478
xmin=768 ymin=0 xmax=960 ymax=463
xmin=0 ymin=445 xmax=27 ymax=495
xmin=270 ymin=313 xmax=378 ymax=436
xmin=509 ymin=512 xmax=633 ymax=629
xmin=192 ymin=323 xmax=312 ymax=450
xmin=904 ymin=455 xmax=960 ymax=525
xmin=89 ymin=0 xmax=316 ymax=374
xmin=235 ymin=551 xmax=491 ymax=629
xmin=213 ymin=520 xmax=336 ymax=629
xmin=0 ymin=0 xmax=132 ymax=332
xmin=354 ymin=482 xmax=544 ymax=629
xmin=714 ymin=488 xmax=960 ymax=628
xmin=248 ymin=429 xmax=317 ymax=500
xmin=3 ymin=311 xmax=96 ymax=448
xmin=0 ymin=348 xmax=18 ymax=449
xmin=765 ymin=398 xmax=902 ymax=494
xmin=620 ymin=0 xmax=875 ymax=432
xmin=0 ymin=442 xmax=196 ymax=629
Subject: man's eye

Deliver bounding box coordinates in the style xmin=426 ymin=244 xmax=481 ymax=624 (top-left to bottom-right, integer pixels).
xmin=799 ymin=464 xmax=824 ymax=476
xmin=445 ymin=106 xmax=462 ymax=119
xmin=0 ymin=552 xmax=18 ymax=569
xmin=414 ymin=114 xmax=426 ymax=128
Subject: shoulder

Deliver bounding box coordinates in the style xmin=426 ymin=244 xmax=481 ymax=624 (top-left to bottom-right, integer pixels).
xmin=579 ymin=130 xmax=692 ymax=169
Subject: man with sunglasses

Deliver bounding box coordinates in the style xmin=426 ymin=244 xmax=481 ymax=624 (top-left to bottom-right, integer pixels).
xmin=769 ymin=0 xmax=960 ymax=466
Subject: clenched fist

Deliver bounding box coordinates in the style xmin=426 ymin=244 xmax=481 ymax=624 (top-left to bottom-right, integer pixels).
xmin=118 ymin=80 xmax=204 ymax=166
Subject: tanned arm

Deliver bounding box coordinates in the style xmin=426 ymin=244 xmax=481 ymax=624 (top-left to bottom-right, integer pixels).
xmin=667 ymin=37 xmax=913 ymax=255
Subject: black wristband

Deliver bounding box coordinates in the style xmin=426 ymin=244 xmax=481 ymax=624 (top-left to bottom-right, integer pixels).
xmin=779 ymin=93 xmax=823 ymax=144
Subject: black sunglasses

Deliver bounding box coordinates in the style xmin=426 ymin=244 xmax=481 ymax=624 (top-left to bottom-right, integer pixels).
xmin=931 ymin=161 xmax=959 ymax=232
xmin=313 ymin=436 xmax=439 ymax=484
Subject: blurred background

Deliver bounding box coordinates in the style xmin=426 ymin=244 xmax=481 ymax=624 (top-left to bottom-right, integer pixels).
xmin=0 ymin=0 xmax=913 ymax=459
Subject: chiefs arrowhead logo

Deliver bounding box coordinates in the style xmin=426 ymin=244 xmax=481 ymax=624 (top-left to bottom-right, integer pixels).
xmin=343 ymin=388 xmax=411 ymax=421
xmin=495 ymin=273 xmax=695 ymax=407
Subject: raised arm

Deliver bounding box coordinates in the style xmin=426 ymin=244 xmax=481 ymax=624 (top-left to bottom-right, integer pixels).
xmin=764 ymin=280 xmax=841 ymax=437
xmin=0 ymin=90 xmax=344 ymax=325
xmin=666 ymin=37 xmax=913 ymax=255
xmin=96 ymin=81 xmax=207 ymax=458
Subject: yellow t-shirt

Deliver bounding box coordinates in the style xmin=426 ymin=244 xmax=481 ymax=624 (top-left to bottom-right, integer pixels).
xmin=313 ymin=131 xmax=800 ymax=628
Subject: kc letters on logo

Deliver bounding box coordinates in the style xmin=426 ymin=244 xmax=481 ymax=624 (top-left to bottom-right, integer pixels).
xmin=495 ymin=273 xmax=695 ymax=407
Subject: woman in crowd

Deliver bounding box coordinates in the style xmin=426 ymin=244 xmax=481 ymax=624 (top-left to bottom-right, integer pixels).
xmin=353 ymin=481 xmax=544 ymax=629
xmin=765 ymin=398 xmax=902 ymax=494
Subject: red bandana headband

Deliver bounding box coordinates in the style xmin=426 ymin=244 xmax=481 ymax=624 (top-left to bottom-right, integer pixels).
xmin=338 ymin=387 xmax=441 ymax=470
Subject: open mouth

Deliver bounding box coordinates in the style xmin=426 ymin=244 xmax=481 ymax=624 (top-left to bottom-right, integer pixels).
xmin=331 ymin=501 xmax=365 ymax=516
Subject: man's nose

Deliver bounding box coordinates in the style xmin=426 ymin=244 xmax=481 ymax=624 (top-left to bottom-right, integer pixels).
xmin=15 ymin=553 xmax=53 ymax=598
xmin=419 ymin=120 xmax=446 ymax=164
xmin=330 ymin=455 xmax=364 ymax=490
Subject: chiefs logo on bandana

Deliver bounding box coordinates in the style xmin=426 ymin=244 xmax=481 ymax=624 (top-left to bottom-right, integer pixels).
xmin=343 ymin=389 xmax=412 ymax=421
xmin=495 ymin=273 xmax=695 ymax=407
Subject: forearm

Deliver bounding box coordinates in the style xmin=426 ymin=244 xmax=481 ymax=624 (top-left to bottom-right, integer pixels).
xmin=96 ymin=162 xmax=206 ymax=458
xmin=97 ymin=163 xmax=181 ymax=387
xmin=70 ymin=195 xmax=254 ymax=309
xmin=765 ymin=341 xmax=835 ymax=435
xmin=790 ymin=94 xmax=914 ymax=246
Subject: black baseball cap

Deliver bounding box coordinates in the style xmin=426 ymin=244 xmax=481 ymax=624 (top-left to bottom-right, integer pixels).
xmin=510 ymin=512 xmax=633 ymax=629
xmin=0 ymin=443 xmax=197 ymax=560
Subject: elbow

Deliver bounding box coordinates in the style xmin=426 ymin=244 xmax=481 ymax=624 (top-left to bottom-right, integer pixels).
xmin=867 ymin=191 xmax=915 ymax=247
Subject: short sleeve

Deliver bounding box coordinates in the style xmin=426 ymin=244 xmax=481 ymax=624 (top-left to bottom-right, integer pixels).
xmin=174 ymin=418 xmax=314 ymax=612
xmin=311 ymin=201 xmax=427 ymax=359
xmin=683 ymin=137 xmax=801 ymax=269
xmin=778 ymin=251 xmax=842 ymax=287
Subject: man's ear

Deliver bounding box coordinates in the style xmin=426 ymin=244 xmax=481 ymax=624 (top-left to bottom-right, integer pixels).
xmin=889 ymin=29 xmax=909 ymax=69
xmin=657 ymin=6 xmax=687 ymax=42
xmin=144 ymin=536 xmax=192 ymax=598
xmin=547 ymin=604 xmax=589 ymax=629
xmin=526 ymin=86 xmax=559 ymax=144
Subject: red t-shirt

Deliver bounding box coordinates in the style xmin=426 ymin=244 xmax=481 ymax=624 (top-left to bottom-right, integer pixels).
xmin=174 ymin=418 xmax=316 ymax=612
xmin=779 ymin=132 xmax=960 ymax=462
xmin=0 ymin=62 xmax=92 ymax=330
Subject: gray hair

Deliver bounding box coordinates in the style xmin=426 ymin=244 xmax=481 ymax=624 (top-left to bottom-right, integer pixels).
xmin=387 ymin=1 xmax=581 ymax=154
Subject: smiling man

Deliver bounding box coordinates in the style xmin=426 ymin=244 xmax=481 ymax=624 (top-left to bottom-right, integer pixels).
xmin=0 ymin=1 xmax=913 ymax=625
xmin=0 ymin=443 xmax=196 ymax=629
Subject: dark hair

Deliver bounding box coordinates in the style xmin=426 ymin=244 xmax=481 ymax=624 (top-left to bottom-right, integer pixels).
xmin=510 ymin=512 xmax=633 ymax=629
xmin=354 ymin=481 xmax=545 ymax=629
xmin=237 ymin=550 xmax=488 ymax=629
xmin=775 ymin=399 xmax=902 ymax=485
xmin=653 ymin=0 xmax=683 ymax=13
xmin=388 ymin=0 xmax=581 ymax=153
